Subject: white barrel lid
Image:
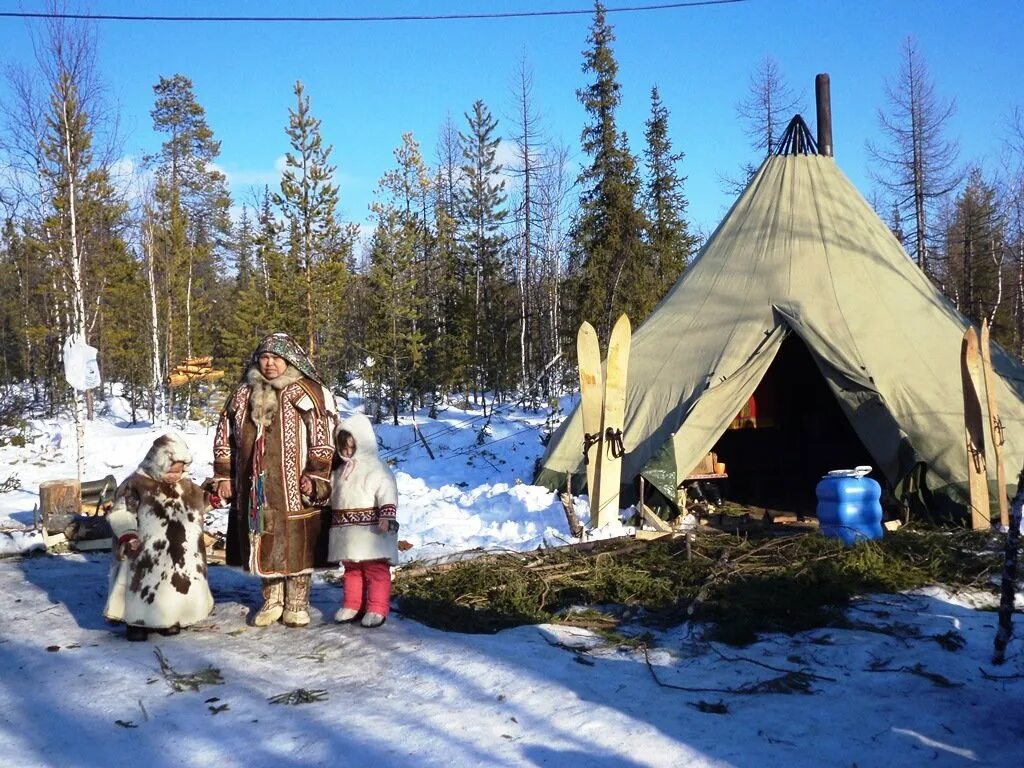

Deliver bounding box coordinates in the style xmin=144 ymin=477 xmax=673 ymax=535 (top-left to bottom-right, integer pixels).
xmin=825 ymin=465 xmax=872 ymax=479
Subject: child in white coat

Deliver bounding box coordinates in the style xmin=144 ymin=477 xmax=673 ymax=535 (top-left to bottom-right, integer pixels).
xmin=327 ymin=414 xmax=399 ymax=628
xmin=104 ymin=433 xmax=217 ymax=641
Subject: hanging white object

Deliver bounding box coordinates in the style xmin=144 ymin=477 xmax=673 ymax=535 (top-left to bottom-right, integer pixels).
xmin=62 ymin=335 xmax=101 ymax=391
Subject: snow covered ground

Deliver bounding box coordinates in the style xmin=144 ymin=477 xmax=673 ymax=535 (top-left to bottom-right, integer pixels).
xmin=1 ymin=395 xmax=1023 ymax=767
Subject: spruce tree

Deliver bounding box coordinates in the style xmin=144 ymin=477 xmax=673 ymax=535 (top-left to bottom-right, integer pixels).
xmin=642 ymin=85 xmax=695 ymax=299
xmin=571 ymin=2 xmax=649 ymax=343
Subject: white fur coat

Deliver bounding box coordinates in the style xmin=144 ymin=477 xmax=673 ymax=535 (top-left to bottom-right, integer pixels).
xmin=104 ymin=433 xmax=214 ymax=629
xmin=327 ymin=414 xmax=400 ymax=565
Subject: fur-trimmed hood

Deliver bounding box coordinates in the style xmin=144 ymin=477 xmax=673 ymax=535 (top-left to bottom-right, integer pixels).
xmin=138 ymin=433 xmax=192 ymax=481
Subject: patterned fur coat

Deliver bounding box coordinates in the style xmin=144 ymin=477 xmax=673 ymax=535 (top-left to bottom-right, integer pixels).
xmin=213 ymin=365 xmax=336 ymax=576
xmin=327 ymin=414 xmax=400 ymax=565
xmin=104 ymin=434 xmax=214 ymax=630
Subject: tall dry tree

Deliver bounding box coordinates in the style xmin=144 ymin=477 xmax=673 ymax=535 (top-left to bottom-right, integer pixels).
xmin=723 ymin=55 xmax=802 ymax=194
xmin=868 ymin=36 xmax=961 ymax=277
xmin=506 ymin=54 xmax=550 ymax=391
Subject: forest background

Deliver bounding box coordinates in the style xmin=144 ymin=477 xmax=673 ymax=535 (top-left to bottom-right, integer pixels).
xmin=1 ymin=0 xmax=1023 ymax=432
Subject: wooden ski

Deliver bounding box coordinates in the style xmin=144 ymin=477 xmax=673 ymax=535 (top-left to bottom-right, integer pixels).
xmin=980 ymin=319 xmax=1010 ymax=529
xmin=576 ymin=322 xmax=604 ymax=525
xmin=592 ymin=314 xmax=631 ymax=529
xmin=961 ymin=327 xmax=990 ymax=530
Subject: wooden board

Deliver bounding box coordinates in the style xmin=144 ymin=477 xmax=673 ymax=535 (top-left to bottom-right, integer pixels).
xmin=640 ymin=503 xmax=673 ymax=533
xmin=576 ymin=322 xmax=604 ymax=523
xmin=634 ymin=529 xmax=674 ymax=541
xmin=980 ymin=320 xmax=1009 ymax=528
xmin=592 ymin=314 xmax=631 ymax=529
xmin=961 ymin=327 xmax=990 ymax=529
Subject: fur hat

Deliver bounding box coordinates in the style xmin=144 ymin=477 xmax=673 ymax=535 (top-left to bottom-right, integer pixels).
xmin=138 ymin=433 xmax=192 ymax=481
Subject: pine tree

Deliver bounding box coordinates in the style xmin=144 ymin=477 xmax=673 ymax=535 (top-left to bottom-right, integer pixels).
xmin=216 ymin=205 xmax=269 ymax=378
xmin=146 ymin=74 xmax=230 ymax=399
xmin=571 ymin=2 xmax=649 ymax=344
xmin=1005 ymin=108 xmax=1024 ymax=356
xmin=364 ymin=206 xmax=422 ymax=425
xmin=456 ymin=100 xmax=511 ymax=403
xmin=272 ymin=81 xmax=347 ymax=364
xmin=941 ymin=168 xmax=1007 ymax=339
xmin=643 ymin=85 xmax=695 ymax=299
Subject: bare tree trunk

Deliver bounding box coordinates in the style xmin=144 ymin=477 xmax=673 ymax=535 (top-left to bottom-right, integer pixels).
xmin=146 ymin=225 xmax=165 ymax=423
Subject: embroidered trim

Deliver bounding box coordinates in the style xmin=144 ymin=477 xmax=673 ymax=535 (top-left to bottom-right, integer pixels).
xmin=331 ymin=507 xmax=384 ymax=526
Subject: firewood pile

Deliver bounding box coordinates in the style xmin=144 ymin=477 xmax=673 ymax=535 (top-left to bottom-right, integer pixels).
xmin=168 ymin=356 xmax=225 ymax=388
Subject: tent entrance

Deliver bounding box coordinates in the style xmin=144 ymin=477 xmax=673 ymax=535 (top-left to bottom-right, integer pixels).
xmin=711 ymin=334 xmax=875 ymax=515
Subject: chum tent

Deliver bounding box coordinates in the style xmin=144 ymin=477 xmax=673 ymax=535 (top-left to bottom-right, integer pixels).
xmin=536 ymin=116 xmax=1024 ymax=522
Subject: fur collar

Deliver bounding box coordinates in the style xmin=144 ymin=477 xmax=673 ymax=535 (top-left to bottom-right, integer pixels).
xmin=246 ymin=364 xmax=304 ymax=427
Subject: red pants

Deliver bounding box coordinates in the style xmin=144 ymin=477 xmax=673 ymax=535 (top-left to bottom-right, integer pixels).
xmin=342 ymin=560 xmax=392 ymax=616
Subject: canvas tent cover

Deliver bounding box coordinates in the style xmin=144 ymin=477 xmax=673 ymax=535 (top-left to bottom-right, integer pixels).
xmin=536 ymin=149 xmax=1024 ymax=517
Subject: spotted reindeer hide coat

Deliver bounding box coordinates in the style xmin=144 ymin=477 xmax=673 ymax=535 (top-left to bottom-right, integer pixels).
xmin=104 ymin=434 xmax=214 ymax=630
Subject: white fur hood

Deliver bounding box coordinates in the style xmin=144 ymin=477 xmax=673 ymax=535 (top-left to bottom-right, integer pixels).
xmin=329 ymin=414 xmax=397 ymax=511
xmin=138 ymin=433 xmax=192 ymax=481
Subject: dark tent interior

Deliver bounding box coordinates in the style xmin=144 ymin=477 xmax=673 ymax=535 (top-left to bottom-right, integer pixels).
xmin=711 ymin=334 xmax=878 ymax=515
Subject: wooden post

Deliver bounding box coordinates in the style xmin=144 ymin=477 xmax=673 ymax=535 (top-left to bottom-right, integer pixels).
xmin=561 ymin=474 xmax=584 ymax=539
xmin=39 ymin=479 xmax=81 ymax=534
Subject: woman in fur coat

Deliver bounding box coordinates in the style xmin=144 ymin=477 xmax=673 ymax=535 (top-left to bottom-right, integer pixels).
xmin=104 ymin=433 xmax=216 ymax=641
xmin=328 ymin=413 xmax=399 ymax=628
xmin=213 ymin=333 xmax=336 ymax=628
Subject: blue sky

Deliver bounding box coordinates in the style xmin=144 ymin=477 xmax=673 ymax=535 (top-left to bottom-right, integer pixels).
xmin=1 ymin=0 xmax=1022 ymax=238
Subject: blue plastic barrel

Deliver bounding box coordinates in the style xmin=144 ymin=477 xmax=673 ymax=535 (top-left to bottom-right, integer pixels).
xmin=815 ymin=466 xmax=884 ymax=546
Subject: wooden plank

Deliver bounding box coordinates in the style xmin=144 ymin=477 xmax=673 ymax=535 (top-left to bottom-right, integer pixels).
xmin=593 ymin=313 xmax=631 ymax=529
xmin=640 ymin=503 xmax=673 ymax=533
xmin=961 ymin=327 xmax=990 ymax=530
xmin=577 ymin=322 xmax=604 ymax=526
xmin=980 ymin=320 xmax=1009 ymax=528
xmin=634 ymin=529 xmax=673 ymax=541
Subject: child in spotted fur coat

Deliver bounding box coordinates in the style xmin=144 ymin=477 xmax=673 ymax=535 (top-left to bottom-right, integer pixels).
xmin=104 ymin=433 xmax=217 ymax=641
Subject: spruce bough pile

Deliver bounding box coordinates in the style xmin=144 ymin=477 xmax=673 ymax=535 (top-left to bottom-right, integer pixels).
xmin=392 ymin=528 xmax=1003 ymax=644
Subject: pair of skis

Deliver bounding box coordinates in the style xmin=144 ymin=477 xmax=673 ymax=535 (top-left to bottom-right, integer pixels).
xmin=961 ymin=319 xmax=1009 ymax=529
xmin=577 ymin=314 xmax=631 ymax=530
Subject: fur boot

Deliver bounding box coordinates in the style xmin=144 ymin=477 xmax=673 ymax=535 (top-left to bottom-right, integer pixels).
xmin=253 ymin=578 xmax=284 ymax=626
xmin=282 ymin=574 xmax=311 ymax=627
